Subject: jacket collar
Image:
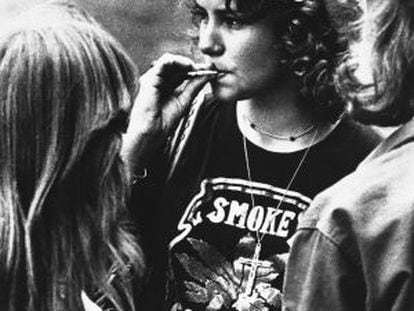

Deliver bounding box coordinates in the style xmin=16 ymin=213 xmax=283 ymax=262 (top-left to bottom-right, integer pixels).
xmin=360 ymin=117 xmax=414 ymax=165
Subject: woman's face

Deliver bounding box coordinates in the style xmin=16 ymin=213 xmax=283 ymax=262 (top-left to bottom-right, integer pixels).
xmin=193 ymin=0 xmax=285 ymax=102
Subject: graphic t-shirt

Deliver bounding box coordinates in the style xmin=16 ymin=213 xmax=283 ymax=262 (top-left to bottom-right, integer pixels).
xmin=160 ymin=99 xmax=381 ymax=311
xmin=170 ymin=177 xmax=310 ymax=311
xmin=130 ymin=97 xmax=381 ymax=311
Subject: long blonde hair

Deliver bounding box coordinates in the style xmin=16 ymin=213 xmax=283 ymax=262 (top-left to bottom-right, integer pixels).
xmin=336 ymin=0 xmax=414 ymax=125
xmin=0 ymin=2 xmax=143 ymax=310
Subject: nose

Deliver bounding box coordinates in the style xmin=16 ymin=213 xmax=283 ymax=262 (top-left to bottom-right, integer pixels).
xmin=198 ymin=20 xmax=224 ymax=56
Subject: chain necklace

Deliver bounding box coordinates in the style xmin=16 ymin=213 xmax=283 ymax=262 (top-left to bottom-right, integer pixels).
xmin=244 ymin=114 xmax=318 ymax=142
xmin=239 ymin=127 xmax=319 ymax=298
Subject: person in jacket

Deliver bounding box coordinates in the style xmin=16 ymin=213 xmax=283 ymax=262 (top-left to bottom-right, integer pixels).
xmin=283 ymin=0 xmax=414 ymax=310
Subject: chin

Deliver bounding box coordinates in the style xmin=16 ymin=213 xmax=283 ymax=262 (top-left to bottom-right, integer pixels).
xmin=212 ymin=86 xmax=244 ymax=103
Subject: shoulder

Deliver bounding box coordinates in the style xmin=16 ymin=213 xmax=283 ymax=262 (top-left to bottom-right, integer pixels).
xmin=197 ymin=93 xmax=223 ymax=117
xmin=300 ymin=139 xmax=414 ymax=261
xmin=166 ymin=93 xmax=231 ymax=180
xmin=179 ymin=93 xmax=228 ymax=135
xmin=330 ymin=116 xmax=383 ymax=152
xmin=310 ymin=117 xmax=382 ymax=176
xmin=172 ymin=93 xmax=230 ymax=148
xmin=178 ymin=93 xmax=235 ymax=144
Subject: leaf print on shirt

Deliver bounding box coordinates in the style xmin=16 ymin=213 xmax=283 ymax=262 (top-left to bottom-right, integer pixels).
xmin=174 ymin=236 xmax=284 ymax=311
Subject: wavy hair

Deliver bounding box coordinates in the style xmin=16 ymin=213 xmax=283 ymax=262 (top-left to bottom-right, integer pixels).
xmin=0 ymin=2 xmax=143 ymax=310
xmin=185 ymin=0 xmax=354 ymax=122
xmin=336 ymin=0 xmax=414 ymax=126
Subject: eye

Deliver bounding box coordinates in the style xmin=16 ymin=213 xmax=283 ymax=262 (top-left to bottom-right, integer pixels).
xmin=190 ymin=6 xmax=208 ymax=26
xmin=223 ymin=16 xmax=240 ymax=27
xmin=222 ymin=15 xmax=249 ymax=28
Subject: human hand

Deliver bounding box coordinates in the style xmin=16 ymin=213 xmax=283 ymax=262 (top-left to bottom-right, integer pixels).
xmin=121 ymin=53 xmax=214 ymax=178
xmin=127 ymin=53 xmax=214 ymax=140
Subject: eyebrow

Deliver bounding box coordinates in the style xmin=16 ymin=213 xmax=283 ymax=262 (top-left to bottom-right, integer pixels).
xmin=192 ymin=0 xmax=234 ymax=15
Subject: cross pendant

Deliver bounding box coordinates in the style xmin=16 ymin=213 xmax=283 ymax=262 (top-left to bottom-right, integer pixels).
xmin=239 ymin=242 xmax=271 ymax=296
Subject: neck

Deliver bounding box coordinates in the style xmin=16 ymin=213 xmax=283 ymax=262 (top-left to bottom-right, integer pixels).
xmin=236 ymin=85 xmax=338 ymax=153
xmin=238 ymin=84 xmax=318 ymax=138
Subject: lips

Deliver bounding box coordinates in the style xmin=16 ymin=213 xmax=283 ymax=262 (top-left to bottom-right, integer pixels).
xmin=210 ymin=63 xmax=231 ymax=76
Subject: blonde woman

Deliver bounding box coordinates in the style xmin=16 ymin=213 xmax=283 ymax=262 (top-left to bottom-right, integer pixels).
xmin=0 ymin=2 xmax=144 ymax=310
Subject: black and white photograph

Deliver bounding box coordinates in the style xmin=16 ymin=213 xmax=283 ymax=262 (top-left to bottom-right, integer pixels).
xmin=0 ymin=0 xmax=412 ymax=310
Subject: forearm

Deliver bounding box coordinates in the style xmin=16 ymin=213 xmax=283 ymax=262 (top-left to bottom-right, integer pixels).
xmin=121 ymin=53 xmax=213 ymax=182
xmin=121 ymin=124 xmax=167 ymax=183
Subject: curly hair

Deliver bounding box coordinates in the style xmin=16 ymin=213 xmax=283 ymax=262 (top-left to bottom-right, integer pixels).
xmin=336 ymin=0 xmax=414 ymax=126
xmin=185 ymin=0 xmax=355 ymax=122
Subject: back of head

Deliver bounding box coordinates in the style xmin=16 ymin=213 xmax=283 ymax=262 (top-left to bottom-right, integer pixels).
xmin=336 ymin=0 xmax=414 ymax=125
xmin=0 ymin=1 xmax=143 ymax=310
